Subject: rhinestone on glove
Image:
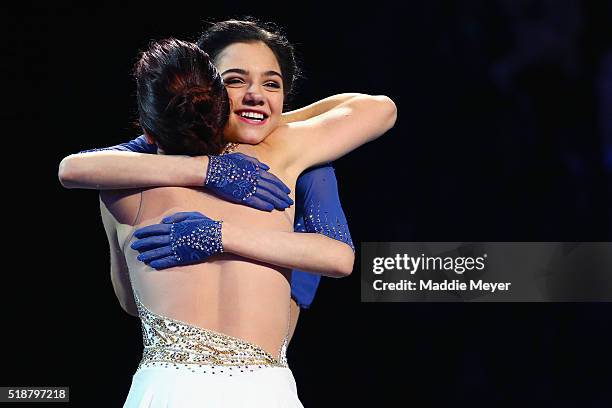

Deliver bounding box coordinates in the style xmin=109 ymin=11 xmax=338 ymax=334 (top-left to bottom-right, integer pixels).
xmin=205 ymin=155 xmax=259 ymax=201
xmin=170 ymin=219 xmax=224 ymax=263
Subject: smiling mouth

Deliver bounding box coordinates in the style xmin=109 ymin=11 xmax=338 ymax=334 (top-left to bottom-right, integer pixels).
xmin=235 ymin=111 xmax=269 ymax=125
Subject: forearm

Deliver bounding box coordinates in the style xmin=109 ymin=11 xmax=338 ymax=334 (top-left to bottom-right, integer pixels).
xmin=222 ymin=222 xmax=354 ymax=277
xmin=286 ymin=94 xmax=397 ymax=170
xmin=281 ymin=93 xmax=362 ymax=124
xmin=58 ymin=151 xmax=208 ymax=189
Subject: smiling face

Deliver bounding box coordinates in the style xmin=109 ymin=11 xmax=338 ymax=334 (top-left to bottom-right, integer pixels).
xmin=214 ymin=41 xmax=284 ymax=144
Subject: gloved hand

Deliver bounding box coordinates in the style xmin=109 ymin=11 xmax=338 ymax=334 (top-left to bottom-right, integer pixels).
xmin=205 ymin=153 xmax=293 ymax=211
xmin=131 ymin=212 xmax=222 ymax=270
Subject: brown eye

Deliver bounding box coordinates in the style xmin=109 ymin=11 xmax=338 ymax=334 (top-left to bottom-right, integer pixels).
xmin=224 ymin=77 xmax=245 ymax=86
xmin=264 ymin=81 xmax=281 ymax=89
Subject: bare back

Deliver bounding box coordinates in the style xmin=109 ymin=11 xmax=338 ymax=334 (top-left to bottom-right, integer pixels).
xmin=104 ymin=142 xmax=301 ymax=359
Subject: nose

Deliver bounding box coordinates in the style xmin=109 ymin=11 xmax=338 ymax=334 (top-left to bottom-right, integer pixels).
xmin=243 ymin=84 xmax=264 ymax=106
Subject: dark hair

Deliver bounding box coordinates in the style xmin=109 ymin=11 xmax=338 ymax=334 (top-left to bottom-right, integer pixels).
xmin=134 ymin=38 xmax=229 ymax=156
xmin=196 ymin=18 xmax=301 ymax=102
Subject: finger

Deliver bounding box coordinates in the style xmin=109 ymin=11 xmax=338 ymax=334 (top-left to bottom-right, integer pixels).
xmin=150 ymin=256 xmax=180 ymax=270
xmin=257 ymin=181 xmax=294 ymax=206
xmin=134 ymin=224 xmax=172 ymax=238
xmin=131 ymin=235 xmax=171 ymax=252
xmin=137 ymin=246 xmax=174 ymax=264
xmin=260 ymin=170 xmax=291 ymax=194
xmin=162 ymin=212 xmax=205 ymax=224
xmin=254 ymin=188 xmax=289 ymax=210
xmin=243 ymin=196 xmax=274 ymax=212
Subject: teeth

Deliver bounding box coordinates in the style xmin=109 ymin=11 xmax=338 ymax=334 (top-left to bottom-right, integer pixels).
xmin=240 ymin=111 xmax=265 ymax=120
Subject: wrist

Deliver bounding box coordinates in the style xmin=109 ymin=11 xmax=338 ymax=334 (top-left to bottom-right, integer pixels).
xmin=220 ymin=221 xmax=236 ymax=253
xmin=191 ymin=155 xmax=210 ymax=186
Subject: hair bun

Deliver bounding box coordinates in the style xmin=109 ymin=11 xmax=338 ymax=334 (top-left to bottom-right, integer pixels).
xmin=167 ymin=85 xmax=214 ymax=120
xmin=135 ymin=38 xmax=228 ymax=156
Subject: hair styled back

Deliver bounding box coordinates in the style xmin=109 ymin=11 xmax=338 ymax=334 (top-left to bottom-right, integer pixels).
xmin=134 ymin=38 xmax=229 ymax=156
xmin=196 ymin=18 xmax=301 ymax=101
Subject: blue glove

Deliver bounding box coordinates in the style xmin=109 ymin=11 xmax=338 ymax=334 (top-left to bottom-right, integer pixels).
xmin=131 ymin=212 xmax=222 ymax=270
xmin=205 ymin=153 xmax=293 ymax=212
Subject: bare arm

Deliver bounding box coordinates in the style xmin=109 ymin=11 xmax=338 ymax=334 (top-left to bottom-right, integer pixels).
xmin=277 ymin=94 xmax=397 ymax=173
xmin=280 ymin=93 xmax=362 ymax=124
xmin=221 ymin=221 xmax=354 ymax=278
xmin=58 ymin=138 xmax=292 ymax=211
xmin=99 ymin=196 xmax=138 ymax=316
xmin=59 ymin=151 xmax=208 ymax=189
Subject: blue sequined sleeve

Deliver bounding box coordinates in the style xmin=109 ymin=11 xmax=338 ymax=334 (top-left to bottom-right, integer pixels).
xmin=291 ymin=163 xmax=354 ymax=309
xmin=78 ymin=135 xmax=157 ymax=154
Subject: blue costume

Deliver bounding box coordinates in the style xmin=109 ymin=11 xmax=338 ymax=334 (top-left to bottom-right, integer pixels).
xmin=81 ymin=136 xmax=353 ymax=308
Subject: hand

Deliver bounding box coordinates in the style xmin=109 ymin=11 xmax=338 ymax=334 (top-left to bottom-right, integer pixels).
xmin=130 ymin=212 xmax=223 ymax=270
xmin=205 ymin=153 xmax=293 ymax=212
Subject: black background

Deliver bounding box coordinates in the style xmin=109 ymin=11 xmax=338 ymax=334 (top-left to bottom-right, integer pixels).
xmin=5 ymin=1 xmax=612 ymax=406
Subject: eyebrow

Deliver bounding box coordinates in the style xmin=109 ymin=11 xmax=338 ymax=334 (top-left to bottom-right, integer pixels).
xmin=221 ymin=68 xmax=283 ymax=79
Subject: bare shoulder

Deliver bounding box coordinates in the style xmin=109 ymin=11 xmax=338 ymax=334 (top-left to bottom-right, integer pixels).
xmin=99 ymin=189 xmax=143 ymax=226
xmin=256 ymin=123 xmax=306 ymax=177
xmin=260 ymin=123 xmax=295 ymax=152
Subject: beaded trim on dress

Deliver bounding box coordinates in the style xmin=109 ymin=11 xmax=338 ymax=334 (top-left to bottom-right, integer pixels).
xmin=133 ymin=291 xmax=289 ymax=373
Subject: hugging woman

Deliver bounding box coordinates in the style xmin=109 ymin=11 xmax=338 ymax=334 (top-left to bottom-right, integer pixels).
xmin=59 ymin=20 xmax=396 ymax=407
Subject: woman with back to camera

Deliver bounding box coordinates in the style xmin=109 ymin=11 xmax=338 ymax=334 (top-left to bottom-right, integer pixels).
xmin=59 ymin=19 xmax=380 ymax=343
xmin=97 ymin=37 xmax=394 ymax=405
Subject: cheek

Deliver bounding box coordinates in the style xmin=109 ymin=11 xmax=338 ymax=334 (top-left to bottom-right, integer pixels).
xmin=270 ymin=94 xmax=284 ymax=115
xmin=225 ymin=88 xmax=242 ymax=109
xmin=266 ymin=114 xmax=280 ymax=129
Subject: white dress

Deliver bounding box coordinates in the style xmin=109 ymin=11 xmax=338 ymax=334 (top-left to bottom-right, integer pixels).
xmin=123 ymin=292 xmax=304 ymax=407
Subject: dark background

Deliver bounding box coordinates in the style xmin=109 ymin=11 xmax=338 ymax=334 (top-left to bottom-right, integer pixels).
xmin=5 ymin=1 xmax=612 ymax=406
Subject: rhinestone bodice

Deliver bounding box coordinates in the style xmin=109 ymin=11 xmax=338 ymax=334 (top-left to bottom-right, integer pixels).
xmin=134 ymin=292 xmax=289 ymax=371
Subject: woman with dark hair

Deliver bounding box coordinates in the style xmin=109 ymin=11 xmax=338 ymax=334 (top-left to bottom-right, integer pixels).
xmin=59 ymin=20 xmax=396 ymax=406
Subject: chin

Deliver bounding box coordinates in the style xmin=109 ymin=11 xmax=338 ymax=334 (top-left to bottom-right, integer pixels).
xmin=234 ymin=127 xmax=268 ymax=144
xmin=239 ymin=133 xmax=267 ymax=144
xmin=225 ymin=122 xmax=263 ymax=145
